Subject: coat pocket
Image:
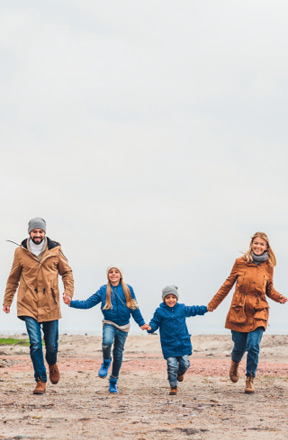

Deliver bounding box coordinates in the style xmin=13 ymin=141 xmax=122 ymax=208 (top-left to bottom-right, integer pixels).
xmin=51 ymin=288 xmax=58 ymax=304
xmin=229 ymin=305 xmax=246 ymax=324
xmin=254 ymin=307 xmax=269 ymax=320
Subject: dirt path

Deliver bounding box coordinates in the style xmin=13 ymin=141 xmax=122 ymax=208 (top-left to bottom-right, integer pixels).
xmin=1 ymin=334 xmax=287 ymax=440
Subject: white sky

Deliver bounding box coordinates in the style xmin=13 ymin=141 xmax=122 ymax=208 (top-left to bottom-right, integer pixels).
xmin=0 ymin=1 xmax=287 ymax=334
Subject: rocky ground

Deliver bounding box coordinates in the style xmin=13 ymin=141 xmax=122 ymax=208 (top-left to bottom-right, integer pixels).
xmin=0 ymin=334 xmax=288 ymax=440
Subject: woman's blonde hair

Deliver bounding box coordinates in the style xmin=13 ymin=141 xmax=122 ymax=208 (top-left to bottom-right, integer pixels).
xmin=244 ymin=232 xmax=276 ymax=267
xmin=103 ymin=270 xmax=138 ymax=310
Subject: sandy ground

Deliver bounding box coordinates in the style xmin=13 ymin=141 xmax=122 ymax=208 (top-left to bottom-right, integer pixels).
xmin=1 ymin=333 xmax=288 ymax=440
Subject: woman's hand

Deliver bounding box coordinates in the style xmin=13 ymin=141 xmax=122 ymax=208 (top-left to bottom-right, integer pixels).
xmin=63 ymin=294 xmax=72 ymax=306
xmin=3 ymin=305 xmax=10 ymax=313
xmin=279 ymin=295 xmax=288 ymax=304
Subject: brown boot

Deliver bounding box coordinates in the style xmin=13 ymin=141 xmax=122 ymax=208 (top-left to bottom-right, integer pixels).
xmin=177 ymin=374 xmax=184 ymax=382
xmin=229 ymin=360 xmax=240 ymax=383
xmin=33 ymin=380 xmax=46 ymax=395
xmin=169 ymin=387 xmax=178 ymax=395
xmin=245 ymin=375 xmax=255 ymax=394
xmin=49 ymin=363 xmax=60 ymax=384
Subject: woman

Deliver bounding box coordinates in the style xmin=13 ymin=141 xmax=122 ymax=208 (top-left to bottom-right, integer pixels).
xmin=208 ymin=232 xmax=287 ymax=394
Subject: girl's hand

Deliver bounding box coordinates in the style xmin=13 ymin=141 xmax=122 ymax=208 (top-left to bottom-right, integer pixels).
xmin=207 ymin=305 xmax=214 ymax=312
xmin=141 ymin=323 xmax=150 ymax=331
xmin=279 ymin=295 xmax=288 ymax=304
xmin=63 ymin=294 xmax=72 ymax=306
xmin=3 ymin=305 xmax=10 ymax=313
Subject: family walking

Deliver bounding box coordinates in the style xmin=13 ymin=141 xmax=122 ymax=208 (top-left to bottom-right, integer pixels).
xmin=3 ymin=218 xmax=287 ymax=396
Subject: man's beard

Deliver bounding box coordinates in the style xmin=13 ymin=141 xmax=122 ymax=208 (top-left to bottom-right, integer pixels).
xmin=32 ymin=238 xmax=44 ymax=245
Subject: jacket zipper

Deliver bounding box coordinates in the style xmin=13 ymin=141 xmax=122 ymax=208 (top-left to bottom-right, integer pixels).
xmin=114 ymin=287 xmax=119 ymax=323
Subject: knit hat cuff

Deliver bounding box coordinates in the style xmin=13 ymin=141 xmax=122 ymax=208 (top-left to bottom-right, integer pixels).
xmin=162 ymin=285 xmax=179 ymax=300
xmin=106 ymin=265 xmax=124 ymax=277
xmin=28 ymin=217 xmax=46 ymax=233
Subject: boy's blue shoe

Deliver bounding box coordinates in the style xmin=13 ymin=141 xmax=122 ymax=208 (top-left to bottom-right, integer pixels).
xmin=98 ymin=359 xmax=111 ymax=378
xmin=109 ymin=377 xmax=118 ymax=394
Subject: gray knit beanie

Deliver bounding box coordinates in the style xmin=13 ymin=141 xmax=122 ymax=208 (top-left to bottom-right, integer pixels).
xmin=106 ymin=265 xmax=123 ymax=277
xmin=162 ymin=285 xmax=179 ymax=301
xmin=28 ymin=217 xmax=46 ymax=234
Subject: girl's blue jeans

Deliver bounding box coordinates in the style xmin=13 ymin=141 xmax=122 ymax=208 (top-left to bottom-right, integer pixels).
xmin=166 ymin=355 xmax=190 ymax=387
xmin=23 ymin=316 xmax=59 ymax=383
xmin=102 ymin=323 xmax=128 ymax=379
xmin=231 ymin=326 xmax=264 ymax=377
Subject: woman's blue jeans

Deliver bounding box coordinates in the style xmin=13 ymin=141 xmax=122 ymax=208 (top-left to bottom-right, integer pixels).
xmin=24 ymin=316 xmax=59 ymax=383
xmin=166 ymin=355 xmax=190 ymax=387
xmin=231 ymin=327 xmax=264 ymax=377
xmin=102 ymin=324 xmax=128 ymax=379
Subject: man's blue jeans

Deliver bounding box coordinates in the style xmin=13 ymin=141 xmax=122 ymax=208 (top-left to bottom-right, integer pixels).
xmin=166 ymin=355 xmax=190 ymax=388
xmin=231 ymin=327 xmax=264 ymax=377
xmin=24 ymin=316 xmax=58 ymax=383
xmin=102 ymin=324 xmax=128 ymax=379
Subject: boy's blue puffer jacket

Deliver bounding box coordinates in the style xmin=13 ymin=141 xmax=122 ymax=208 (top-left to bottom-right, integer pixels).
xmin=70 ymin=283 xmax=145 ymax=327
xmin=148 ymin=302 xmax=208 ymax=359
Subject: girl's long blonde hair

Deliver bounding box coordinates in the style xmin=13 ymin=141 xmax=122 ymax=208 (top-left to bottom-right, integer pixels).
xmin=103 ymin=273 xmax=138 ymax=311
xmin=244 ymin=232 xmax=277 ymax=267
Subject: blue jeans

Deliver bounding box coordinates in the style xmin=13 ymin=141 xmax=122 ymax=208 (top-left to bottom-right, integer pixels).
xmin=102 ymin=324 xmax=128 ymax=379
xmin=24 ymin=317 xmax=59 ymax=383
xmin=231 ymin=327 xmax=264 ymax=377
xmin=166 ymin=355 xmax=190 ymax=387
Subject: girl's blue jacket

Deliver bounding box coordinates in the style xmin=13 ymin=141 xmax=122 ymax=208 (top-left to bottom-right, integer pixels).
xmin=70 ymin=283 xmax=145 ymax=328
xmin=148 ymin=302 xmax=208 ymax=359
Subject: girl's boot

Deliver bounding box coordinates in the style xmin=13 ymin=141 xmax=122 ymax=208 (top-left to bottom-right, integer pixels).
xmin=109 ymin=377 xmax=118 ymax=394
xmin=98 ymin=359 xmax=111 ymax=378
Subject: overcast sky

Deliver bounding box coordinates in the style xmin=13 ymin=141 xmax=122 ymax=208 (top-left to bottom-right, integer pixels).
xmin=0 ymin=1 xmax=287 ymax=334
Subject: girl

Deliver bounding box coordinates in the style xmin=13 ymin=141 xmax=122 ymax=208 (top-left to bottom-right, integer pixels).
xmin=64 ymin=265 xmax=148 ymax=393
xmin=208 ymin=232 xmax=287 ymax=394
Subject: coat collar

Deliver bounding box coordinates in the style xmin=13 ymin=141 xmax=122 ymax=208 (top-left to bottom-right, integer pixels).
xmin=160 ymin=301 xmax=179 ymax=310
xmin=22 ymin=237 xmax=60 ymax=250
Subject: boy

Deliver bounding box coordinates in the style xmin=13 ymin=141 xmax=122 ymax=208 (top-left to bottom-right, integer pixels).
xmin=147 ymin=285 xmax=210 ymax=395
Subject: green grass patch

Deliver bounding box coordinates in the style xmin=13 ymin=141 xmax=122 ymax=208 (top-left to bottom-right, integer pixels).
xmin=0 ymin=337 xmax=30 ymax=346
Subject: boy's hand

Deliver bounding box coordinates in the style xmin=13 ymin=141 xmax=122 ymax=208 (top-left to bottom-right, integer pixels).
xmin=141 ymin=323 xmax=150 ymax=331
xmin=63 ymin=294 xmax=72 ymax=306
xmin=207 ymin=305 xmax=214 ymax=312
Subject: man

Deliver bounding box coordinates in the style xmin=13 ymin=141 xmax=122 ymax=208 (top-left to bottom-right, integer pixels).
xmin=3 ymin=217 xmax=74 ymax=394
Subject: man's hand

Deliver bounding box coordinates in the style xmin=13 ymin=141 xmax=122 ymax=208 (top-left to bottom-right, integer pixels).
xmin=3 ymin=306 xmax=10 ymax=313
xmin=63 ymin=294 xmax=72 ymax=306
xmin=279 ymin=295 xmax=288 ymax=304
xmin=141 ymin=323 xmax=151 ymax=331
xmin=207 ymin=305 xmax=214 ymax=312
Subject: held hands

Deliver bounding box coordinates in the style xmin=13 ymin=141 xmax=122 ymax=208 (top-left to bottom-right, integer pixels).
xmin=3 ymin=305 xmax=10 ymax=313
xmin=207 ymin=305 xmax=214 ymax=312
xmin=141 ymin=323 xmax=151 ymax=331
xmin=63 ymin=294 xmax=72 ymax=306
xmin=279 ymin=295 xmax=288 ymax=304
